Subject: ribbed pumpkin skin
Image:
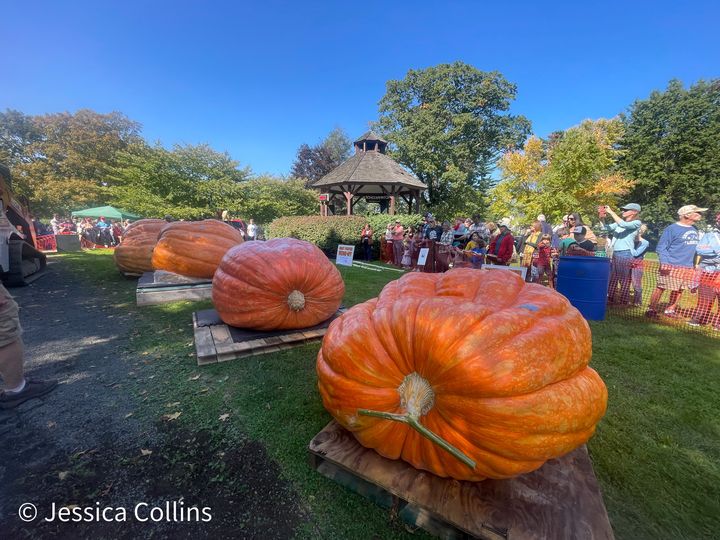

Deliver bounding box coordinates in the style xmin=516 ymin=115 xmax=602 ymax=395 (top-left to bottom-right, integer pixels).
xmin=124 ymin=218 xmax=167 ymax=236
xmin=151 ymin=220 xmax=244 ymax=278
xmin=213 ymin=238 xmax=345 ymax=330
xmin=317 ymin=268 xmax=607 ymax=481
xmin=113 ymin=219 xmax=167 ymax=274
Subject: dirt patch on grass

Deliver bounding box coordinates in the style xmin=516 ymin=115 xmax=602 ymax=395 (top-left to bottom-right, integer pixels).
xmin=0 ymin=258 xmax=305 ymax=538
xmin=5 ymin=422 xmax=303 ymax=539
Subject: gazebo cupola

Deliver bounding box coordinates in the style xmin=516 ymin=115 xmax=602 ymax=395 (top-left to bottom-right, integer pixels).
xmin=353 ymin=131 xmax=388 ymax=154
xmin=312 ymin=131 xmax=427 ymax=216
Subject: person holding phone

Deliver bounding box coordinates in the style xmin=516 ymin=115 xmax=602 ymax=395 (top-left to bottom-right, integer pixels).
xmin=601 ymin=203 xmax=643 ymax=304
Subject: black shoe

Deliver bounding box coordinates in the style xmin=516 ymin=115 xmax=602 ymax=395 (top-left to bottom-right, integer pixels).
xmin=0 ymin=379 xmax=58 ymax=409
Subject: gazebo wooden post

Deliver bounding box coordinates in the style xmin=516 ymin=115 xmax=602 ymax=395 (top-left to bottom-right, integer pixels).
xmin=389 ymin=196 xmax=395 ymax=215
xmin=344 ymin=191 xmax=353 ymax=216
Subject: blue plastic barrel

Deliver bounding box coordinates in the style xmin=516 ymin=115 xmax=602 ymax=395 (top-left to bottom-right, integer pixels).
xmin=556 ymin=256 xmax=611 ymax=320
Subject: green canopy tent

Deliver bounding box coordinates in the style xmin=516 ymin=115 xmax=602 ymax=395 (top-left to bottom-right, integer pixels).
xmin=71 ymin=206 xmax=141 ymax=221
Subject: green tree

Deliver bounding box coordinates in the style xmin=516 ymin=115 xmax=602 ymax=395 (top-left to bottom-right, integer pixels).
xmin=620 ymin=79 xmax=720 ymax=225
xmin=109 ymin=143 xmax=251 ymax=219
xmin=376 ymin=61 xmax=531 ymax=215
xmin=0 ymin=109 xmax=42 ymax=168
xmin=237 ymin=176 xmax=318 ymax=223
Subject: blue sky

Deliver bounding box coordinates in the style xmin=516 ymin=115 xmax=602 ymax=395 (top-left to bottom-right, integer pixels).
xmin=2 ymin=1 xmax=718 ymax=175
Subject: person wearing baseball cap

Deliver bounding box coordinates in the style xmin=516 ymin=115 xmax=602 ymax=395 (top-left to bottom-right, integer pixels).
xmin=689 ymin=211 xmax=720 ymax=330
xmin=646 ymin=204 xmax=707 ymax=318
xmin=601 ymin=203 xmax=643 ymax=303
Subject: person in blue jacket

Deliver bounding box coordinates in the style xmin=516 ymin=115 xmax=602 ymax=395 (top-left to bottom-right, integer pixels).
xmin=688 ymin=212 xmax=720 ymax=329
xmin=601 ymin=203 xmax=643 ymax=304
xmin=629 ymin=224 xmax=650 ymax=306
xmin=646 ymin=205 xmax=707 ymax=318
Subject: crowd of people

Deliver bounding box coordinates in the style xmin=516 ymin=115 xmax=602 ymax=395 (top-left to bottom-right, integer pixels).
xmin=602 ymin=203 xmax=720 ymax=330
xmin=32 ymin=211 xmax=265 ymax=248
xmin=362 ymin=204 xmax=719 ymax=331
xmin=367 ymin=212 xmax=605 ymax=285
xmin=38 ymin=214 xmax=130 ymax=248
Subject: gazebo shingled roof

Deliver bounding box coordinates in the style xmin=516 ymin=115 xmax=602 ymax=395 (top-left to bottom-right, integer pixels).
xmin=312 ymin=131 xmax=426 ymax=215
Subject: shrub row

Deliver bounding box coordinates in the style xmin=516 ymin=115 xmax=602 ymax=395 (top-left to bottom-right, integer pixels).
xmin=266 ymin=214 xmax=425 ymax=254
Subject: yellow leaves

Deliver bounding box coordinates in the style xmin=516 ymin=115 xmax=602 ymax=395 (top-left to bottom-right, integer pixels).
xmin=584 ymin=173 xmax=636 ymax=199
xmin=492 ymin=119 xmax=631 ymax=222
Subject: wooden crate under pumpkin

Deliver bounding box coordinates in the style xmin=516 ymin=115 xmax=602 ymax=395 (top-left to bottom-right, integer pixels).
xmin=136 ymin=271 xmax=212 ymax=306
xmin=192 ymin=308 xmax=346 ymax=365
xmin=309 ymin=421 xmax=614 ymax=540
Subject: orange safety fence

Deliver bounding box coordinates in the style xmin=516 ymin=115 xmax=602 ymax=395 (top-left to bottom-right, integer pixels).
xmin=605 ymin=257 xmax=720 ymax=336
xmin=378 ymin=238 xmax=719 ymax=336
xmin=36 ymin=234 xmax=57 ymax=252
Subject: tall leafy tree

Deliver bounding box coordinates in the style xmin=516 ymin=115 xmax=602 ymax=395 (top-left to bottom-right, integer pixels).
xmin=290 ymin=127 xmax=351 ymax=186
xmin=376 ymin=61 xmax=531 ymax=215
xmin=620 ymin=79 xmax=720 ymax=225
xmin=0 ymin=109 xmax=141 ymax=215
xmin=109 ymin=143 xmax=251 ymax=219
xmin=238 ymin=176 xmax=318 ymax=223
xmin=0 ymin=109 xmax=42 ymax=168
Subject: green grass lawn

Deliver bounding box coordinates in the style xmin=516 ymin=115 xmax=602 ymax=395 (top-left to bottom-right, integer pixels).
xmin=53 ymin=251 xmax=719 ymax=539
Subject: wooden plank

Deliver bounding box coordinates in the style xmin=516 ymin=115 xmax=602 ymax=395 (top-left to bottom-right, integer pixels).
xmin=137 ymin=285 xmax=212 ymax=306
xmin=309 ymin=421 xmax=614 ymax=540
xmin=210 ymin=325 xmax=234 ymax=353
xmin=194 ymin=327 xmax=217 ymax=365
xmin=193 ymin=309 xmax=344 ymax=365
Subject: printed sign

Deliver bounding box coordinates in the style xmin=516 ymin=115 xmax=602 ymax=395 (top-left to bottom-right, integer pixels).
xmin=335 ymin=244 xmax=355 ymax=266
xmin=416 ymin=247 xmax=430 ymax=266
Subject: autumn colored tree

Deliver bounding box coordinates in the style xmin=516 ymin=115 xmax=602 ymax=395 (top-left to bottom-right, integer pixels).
xmin=0 ymin=109 xmax=141 ymax=215
xmin=490 ymin=119 xmax=634 ymax=223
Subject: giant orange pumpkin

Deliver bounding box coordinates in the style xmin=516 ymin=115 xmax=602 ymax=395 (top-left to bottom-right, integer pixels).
xmin=213 ymin=238 xmax=345 ymax=330
xmin=113 ymin=219 xmax=167 ymax=274
xmin=317 ymin=268 xmax=607 ymax=481
xmin=123 ymin=218 xmax=167 ymax=236
xmin=151 ymin=220 xmax=244 ymax=279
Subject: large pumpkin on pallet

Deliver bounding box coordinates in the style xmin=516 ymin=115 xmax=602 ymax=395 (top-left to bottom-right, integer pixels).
xmin=114 ymin=219 xmax=167 ymax=274
xmin=151 ymin=220 xmax=244 ymax=279
xmin=317 ymin=268 xmax=607 ymax=482
xmin=213 ymin=238 xmax=345 ymax=330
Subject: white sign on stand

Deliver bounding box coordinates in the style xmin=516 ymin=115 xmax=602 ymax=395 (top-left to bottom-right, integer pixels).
xmin=416 ymin=247 xmax=430 ymax=266
xmin=335 ymin=244 xmax=355 ymax=266
xmin=483 ymin=263 xmax=527 ymax=280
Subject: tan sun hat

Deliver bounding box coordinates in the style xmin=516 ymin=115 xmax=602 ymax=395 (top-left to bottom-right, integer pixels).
xmin=677 ymin=205 xmax=708 ymax=216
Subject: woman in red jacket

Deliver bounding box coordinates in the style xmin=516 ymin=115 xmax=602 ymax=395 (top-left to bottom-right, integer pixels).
xmin=487 ymin=223 xmax=515 ymax=265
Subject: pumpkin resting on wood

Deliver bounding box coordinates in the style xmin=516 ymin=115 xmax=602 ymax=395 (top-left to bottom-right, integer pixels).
xmin=212 ymin=238 xmax=345 ymax=330
xmin=316 ymin=268 xmax=607 ymax=481
xmin=113 ymin=219 xmax=167 ymax=274
xmin=151 ymin=219 xmax=244 ymax=279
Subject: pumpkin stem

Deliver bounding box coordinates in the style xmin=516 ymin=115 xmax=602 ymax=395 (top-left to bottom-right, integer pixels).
xmin=357 ymin=372 xmax=476 ymax=470
xmin=287 ymin=290 xmax=306 ymax=311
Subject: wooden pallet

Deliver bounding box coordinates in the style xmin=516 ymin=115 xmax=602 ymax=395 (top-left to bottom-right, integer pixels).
xmin=309 ymin=421 xmax=614 ymax=540
xmin=136 ymin=271 xmax=212 ymax=306
xmin=192 ymin=308 xmax=345 ymax=365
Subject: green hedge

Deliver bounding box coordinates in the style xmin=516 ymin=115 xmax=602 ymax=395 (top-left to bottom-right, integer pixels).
xmin=266 ymin=214 xmax=425 ymax=253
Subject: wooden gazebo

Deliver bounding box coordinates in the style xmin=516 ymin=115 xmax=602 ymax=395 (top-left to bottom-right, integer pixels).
xmin=311 ymin=131 xmax=427 ymax=215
